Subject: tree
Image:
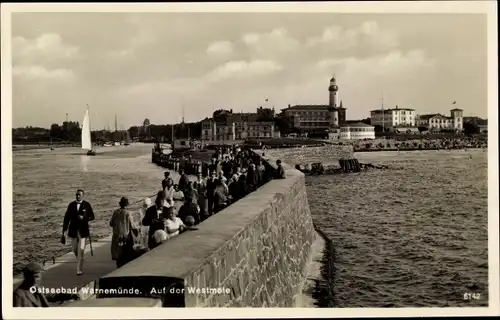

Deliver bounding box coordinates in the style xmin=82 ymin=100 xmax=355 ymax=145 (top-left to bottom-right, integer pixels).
xmin=49 ymin=124 xmax=63 ymax=140
xmin=360 ymin=118 xmax=371 ymax=125
xmin=463 ymin=122 xmax=480 ymax=134
xmin=274 ymin=115 xmax=294 ymax=135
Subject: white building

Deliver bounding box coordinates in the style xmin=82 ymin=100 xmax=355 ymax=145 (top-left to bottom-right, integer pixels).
xmin=370 ymin=106 xmax=417 ymax=130
xmin=339 ymin=122 xmax=376 ymax=140
xmin=417 ymin=108 xmax=463 ymax=132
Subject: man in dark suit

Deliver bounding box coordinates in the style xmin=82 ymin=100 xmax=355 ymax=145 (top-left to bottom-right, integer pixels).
xmin=13 ymin=263 xmax=49 ymax=307
xmin=177 ymin=168 xmax=190 ymax=193
xmin=161 ymin=171 xmax=173 ymax=190
xmin=142 ymin=193 xmax=165 ymax=249
xmin=62 ymin=189 xmax=95 ymax=275
xmin=177 ymin=197 xmax=200 ymax=225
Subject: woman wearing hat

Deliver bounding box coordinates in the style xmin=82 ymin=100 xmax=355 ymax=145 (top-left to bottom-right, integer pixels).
xmin=109 ymin=197 xmax=139 ymax=268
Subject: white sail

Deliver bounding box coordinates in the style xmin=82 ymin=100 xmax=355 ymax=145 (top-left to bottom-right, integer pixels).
xmin=81 ymin=109 xmax=92 ymax=150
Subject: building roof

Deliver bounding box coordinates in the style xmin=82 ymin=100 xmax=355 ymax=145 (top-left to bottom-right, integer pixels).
xmin=228 ymin=112 xmax=258 ymax=122
xmin=450 ymin=108 xmax=463 ymax=111
xmin=344 ymin=122 xmax=374 ymax=128
xmin=418 ymin=114 xmax=452 ymax=120
xmin=370 ymin=108 xmax=415 ymax=112
xmin=283 ymin=104 xmax=330 ymax=111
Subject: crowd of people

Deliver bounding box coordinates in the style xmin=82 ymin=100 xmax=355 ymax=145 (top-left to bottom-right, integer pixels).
xmin=14 ymin=145 xmax=286 ymax=307
xmin=111 ymin=145 xmax=286 ymax=267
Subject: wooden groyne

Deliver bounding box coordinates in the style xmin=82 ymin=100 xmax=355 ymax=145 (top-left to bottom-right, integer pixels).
xmin=295 ymin=158 xmax=388 ymax=176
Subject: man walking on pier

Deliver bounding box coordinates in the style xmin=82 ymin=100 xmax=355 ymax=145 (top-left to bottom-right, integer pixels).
xmin=61 ymin=189 xmax=95 ymax=275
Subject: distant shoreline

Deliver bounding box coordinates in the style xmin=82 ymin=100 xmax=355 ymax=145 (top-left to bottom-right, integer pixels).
xmin=354 ymin=147 xmax=487 ymax=153
xmin=12 ymin=144 xmax=77 ymax=151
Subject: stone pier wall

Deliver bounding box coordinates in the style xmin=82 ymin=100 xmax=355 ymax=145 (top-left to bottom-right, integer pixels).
xmin=94 ymin=152 xmax=316 ymax=307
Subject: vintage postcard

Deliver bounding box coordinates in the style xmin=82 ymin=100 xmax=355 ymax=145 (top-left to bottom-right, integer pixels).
xmin=1 ymin=1 xmax=498 ymax=319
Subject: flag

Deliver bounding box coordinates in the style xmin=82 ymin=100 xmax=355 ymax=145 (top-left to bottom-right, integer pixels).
xmin=452 ymin=101 xmax=456 ymax=104
xmin=265 ymin=98 xmax=268 ymax=102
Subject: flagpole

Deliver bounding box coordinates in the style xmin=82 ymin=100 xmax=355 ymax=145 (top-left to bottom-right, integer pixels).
xmin=381 ymin=92 xmax=385 ymax=133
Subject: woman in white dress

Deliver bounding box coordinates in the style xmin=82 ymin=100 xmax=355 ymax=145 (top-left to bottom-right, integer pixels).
xmin=163 ymin=179 xmax=175 ymax=208
xmin=138 ymin=198 xmax=151 ymax=248
xmin=163 ymin=206 xmax=185 ymax=239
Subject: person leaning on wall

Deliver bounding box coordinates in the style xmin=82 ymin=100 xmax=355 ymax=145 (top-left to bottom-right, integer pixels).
xmin=275 ymin=160 xmax=286 ymax=179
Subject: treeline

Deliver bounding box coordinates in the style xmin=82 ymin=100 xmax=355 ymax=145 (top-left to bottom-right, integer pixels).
xmin=128 ymin=122 xmax=202 ymax=142
xmin=12 ymin=121 xmax=205 ymax=144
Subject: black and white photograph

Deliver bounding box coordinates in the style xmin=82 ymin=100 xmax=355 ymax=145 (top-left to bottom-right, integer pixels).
xmin=1 ymin=1 xmax=498 ymax=319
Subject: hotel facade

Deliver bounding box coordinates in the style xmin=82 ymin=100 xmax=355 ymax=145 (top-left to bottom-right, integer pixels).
xmin=201 ymin=107 xmax=280 ymax=142
xmin=370 ymin=107 xmax=417 ymax=129
xmin=416 ymin=109 xmax=464 ymax=132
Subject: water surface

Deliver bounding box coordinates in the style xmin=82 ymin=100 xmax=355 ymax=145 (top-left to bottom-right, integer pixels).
xmin=265 ymin=147 xmax=488 ymax=307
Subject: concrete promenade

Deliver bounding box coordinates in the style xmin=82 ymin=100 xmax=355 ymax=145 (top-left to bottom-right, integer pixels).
xmin=13 ymin=235 xmax=115 ymax=305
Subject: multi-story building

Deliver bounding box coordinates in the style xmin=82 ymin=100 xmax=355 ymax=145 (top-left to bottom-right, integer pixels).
xmin=416 ymin=108 xmax=463 ymax=132
xmin=370 ymin=106 xmax=417 ymax=130
xmin=201 ymin=107 xmax=280 ymax=142
xmin=280 ymin=77 xmax=374 ymax=140
xmin=281 ymin=77 xmax=347 ymax=131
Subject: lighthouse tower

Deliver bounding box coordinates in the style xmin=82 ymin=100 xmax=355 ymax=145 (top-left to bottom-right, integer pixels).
xmin=328 ymin=76 xmax=339 ymax=127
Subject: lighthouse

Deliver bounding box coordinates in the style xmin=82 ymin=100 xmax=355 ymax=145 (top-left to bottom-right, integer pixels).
xmin=328 ymin=76 xmax=339 ymax=127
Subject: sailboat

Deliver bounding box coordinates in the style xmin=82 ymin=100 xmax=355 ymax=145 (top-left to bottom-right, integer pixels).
xmin=82 ymin=106 xmax=96 ymax=156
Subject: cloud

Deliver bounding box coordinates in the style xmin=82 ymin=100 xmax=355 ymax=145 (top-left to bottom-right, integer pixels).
xmin=316 ymin=49 xmax=432 ymax=76
xmin=206 ymin=41 xmax=233 ymax=55
xmin=240 ymin=27 xmax=300 ymax=59
xmin=13 ymin=33 xmax=79 ymax=65
xmin=206 ymin=60 xmax=283 ymax=82
xmin=312 ymin=49 xmax=435 ymax=116
xmin=307 ymin=21 xmax=398 ymax=53
xmin=13 ymin=65 xmax=75 ymax=80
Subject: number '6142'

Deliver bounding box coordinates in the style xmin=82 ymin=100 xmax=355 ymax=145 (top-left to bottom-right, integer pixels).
xmin=463 ymin=293 xmax=481 ymax=300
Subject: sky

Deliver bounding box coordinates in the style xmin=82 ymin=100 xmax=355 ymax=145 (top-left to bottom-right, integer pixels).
xmin=10 ymin=12 xmax=488 ymax=129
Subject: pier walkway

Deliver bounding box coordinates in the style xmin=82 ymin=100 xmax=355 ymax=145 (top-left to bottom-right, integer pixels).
xmin=12 ymin=149 xmax=199 ymax=305
xmin=13 ymin=236 xmax=115 ymax=305
xmin=13 ymin=200 xmax=186 ymax=306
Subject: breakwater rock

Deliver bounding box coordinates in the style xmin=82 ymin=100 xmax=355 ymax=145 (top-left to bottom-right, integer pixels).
xmin=353 ymin=137 xmax=487 ymax=152
xmin=70 ymin=152 xmax=323 ymax=307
